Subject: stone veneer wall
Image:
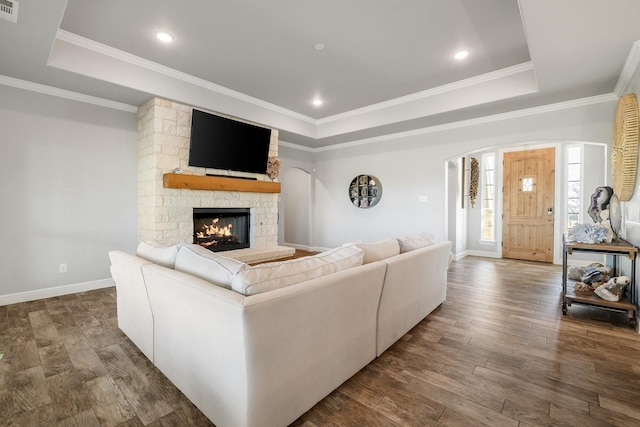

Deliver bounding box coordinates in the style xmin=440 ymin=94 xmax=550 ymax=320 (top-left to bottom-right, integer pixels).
xmin=137 ymin=97 xmax=279 ymax=247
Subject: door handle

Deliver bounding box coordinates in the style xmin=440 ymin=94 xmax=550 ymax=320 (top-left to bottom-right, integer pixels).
xmin=547 ymin=207 xmax=553 ymax=216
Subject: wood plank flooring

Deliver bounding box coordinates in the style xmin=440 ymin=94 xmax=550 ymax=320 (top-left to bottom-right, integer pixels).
xmin=2 ymin=256 xmax=640 ymax=426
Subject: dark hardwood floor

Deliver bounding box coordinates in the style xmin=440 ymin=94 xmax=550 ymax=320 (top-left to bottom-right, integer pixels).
xmin=2 ymin=256 xmax=640 ymax=426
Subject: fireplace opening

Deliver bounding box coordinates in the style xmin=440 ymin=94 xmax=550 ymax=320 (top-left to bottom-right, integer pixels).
xmin=193 ymin=208 xmax=250 ymax=252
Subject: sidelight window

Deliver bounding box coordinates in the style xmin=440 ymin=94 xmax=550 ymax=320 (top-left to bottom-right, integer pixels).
xmin=567 ymin=146 xmax=582 ymax=229
xmin=481 ymin=153 xmax=495 ymax=241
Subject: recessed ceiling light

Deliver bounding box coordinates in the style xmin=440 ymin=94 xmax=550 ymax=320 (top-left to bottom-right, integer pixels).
xmin=155 ymin=31 xmax=174 ymax=43
xmin=313 ymin=43 xmax=326 ymax=51
xmin=454 ymin=49 xmax=470 ymax=60
xmin=312 ymin=99 xmax=323 ymax=106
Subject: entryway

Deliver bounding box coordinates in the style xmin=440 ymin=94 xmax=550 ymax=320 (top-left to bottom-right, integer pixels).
xmin=502 ymin=147 xmax=555 ymax=262
xmin=280 ymin=167 xmax=312 ymax=248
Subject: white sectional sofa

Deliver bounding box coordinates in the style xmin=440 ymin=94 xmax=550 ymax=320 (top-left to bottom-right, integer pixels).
xmin=109 ymin=235 xmax=452 ymax=427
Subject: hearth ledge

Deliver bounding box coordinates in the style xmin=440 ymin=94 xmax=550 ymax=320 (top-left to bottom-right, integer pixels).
xmin=221 ymin=246 xmax=296 ymax=264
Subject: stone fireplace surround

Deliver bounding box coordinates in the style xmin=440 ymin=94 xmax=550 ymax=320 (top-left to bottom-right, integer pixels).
xmin=137 ymin=97 xmax=294 ymax=263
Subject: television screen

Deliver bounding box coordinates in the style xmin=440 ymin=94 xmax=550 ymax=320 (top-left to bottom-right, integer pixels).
xmin=188 ymin=109 xmax=272 ymax=174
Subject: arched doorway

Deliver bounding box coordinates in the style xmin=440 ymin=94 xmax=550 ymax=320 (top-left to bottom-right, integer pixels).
xmin=280 ymin=167 xmax=312 ymax=249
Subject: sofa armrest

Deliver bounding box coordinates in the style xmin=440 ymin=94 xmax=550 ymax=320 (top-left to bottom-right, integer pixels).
xmin=108 ymin=250 xmax=155 ymax=361
xmin=141 ymin=265 xmax=250 ymax=427
xmin=377 ymin=240 xmax=452 ymax=356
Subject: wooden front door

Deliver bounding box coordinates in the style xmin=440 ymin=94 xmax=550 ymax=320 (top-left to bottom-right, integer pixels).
xmin=502 ymin=148 xmax=555 ymax=262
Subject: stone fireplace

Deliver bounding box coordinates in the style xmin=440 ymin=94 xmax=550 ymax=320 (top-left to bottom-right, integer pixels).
xmin=137 ymin=97 xmax=294 ymax=263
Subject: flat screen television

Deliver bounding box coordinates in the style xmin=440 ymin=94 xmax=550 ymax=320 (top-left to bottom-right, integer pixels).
xmin=188 ymin=109 xmax=272 ymax=174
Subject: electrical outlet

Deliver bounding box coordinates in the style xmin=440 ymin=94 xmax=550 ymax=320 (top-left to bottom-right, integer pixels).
xmin=418 ymin=195 xmax=428 ymax=202
xmin=59 ymin=263 xmax=67 ymax=273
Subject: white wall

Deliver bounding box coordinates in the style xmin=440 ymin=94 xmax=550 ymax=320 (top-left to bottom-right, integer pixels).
xmin=582 ymin=143 xmax=609 ymax=223
xmin=618 ymin=65 xmax=640 ymax=316
xmin=281 ymin=168 xmax=311 ymax=248
xmin=446 ymin=160 xmax=459 ymax=253
xmin=281 ymin=99 xmax=616 ymax=251
xmin=312 ymin=144 xmax=446 ymax=249
xmin=0 ymin=85 xmax=137 ymax=303
xmin=278 ymin=145 xmax=315 ymax=248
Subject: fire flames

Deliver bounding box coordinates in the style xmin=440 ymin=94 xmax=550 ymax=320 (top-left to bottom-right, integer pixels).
xmin=195 ymin=218 xmax=233 ymax=247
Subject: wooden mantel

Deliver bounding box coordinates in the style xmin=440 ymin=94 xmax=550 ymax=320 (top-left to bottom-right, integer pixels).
xmin=163 ymin=173 xmax=281 ymax=193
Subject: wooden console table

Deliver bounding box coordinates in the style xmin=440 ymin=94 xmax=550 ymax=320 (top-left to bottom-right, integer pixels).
xmin=562 ymin=236 xmax=638 ymax=327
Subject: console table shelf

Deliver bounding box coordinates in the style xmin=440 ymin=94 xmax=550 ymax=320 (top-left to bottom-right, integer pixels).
xmin=163 ymin=173 xmax=281 ymax=193
xmin=562 ymin=236 xmax=638 ymax=327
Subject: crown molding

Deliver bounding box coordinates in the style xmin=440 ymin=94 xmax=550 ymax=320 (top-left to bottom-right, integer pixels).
xmin=278 ymin=140 xmax=316 ymax=152
xmin=55 ymin=30 xmax=316 ymax=125
xmin=0 ymin=74 xmax=138 ymax=112
xmin=316 ymin=62 xmax=535 ymax=125
xmin=313 ymin=93 xmax=617 ymax=153
xmin=12 ymin=30 xmax=624 ymax=152
xmin=1 ymin=72 xmax=617 ymax=156
xmin=614 ymin=40 xmax=640 ymax=96
xmin=55 ymin=30 xmax=540 ymax=136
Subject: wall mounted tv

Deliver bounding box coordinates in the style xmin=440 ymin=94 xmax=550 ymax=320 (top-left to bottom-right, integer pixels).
xmin=188 ymin=109 xmax=272 ymax=174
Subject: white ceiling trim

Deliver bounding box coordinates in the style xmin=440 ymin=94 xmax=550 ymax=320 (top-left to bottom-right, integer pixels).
xmin=614 ymin=40 xmax=640 ymax=96
xmin=55 ymin=30 xmax=316 ymax=124
xmin=279 ymin=140 xmax=316 ymax=152
xmin=53 ymin=30 xmax=540 ymax=142
xmin=315 ymin=65 xmax=538 ymax=139
xmin=0 ymin=74 xmax=138 ymax=113
xmin=316 ymin=62 xmax=535 ymax=125
xmin=308 ymin=93 xmax=617 ymax=153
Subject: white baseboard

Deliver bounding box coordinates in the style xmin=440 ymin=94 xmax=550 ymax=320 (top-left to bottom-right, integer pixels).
xmin=0 ymin=278 xmax=114 ymax=306
xmin=283 ymin=243 xmax=313 ymax=251
xmin=465 ymin=250 xmax=501 ymax=259
xmin=452 ymin=250 xmax=468 ymax=261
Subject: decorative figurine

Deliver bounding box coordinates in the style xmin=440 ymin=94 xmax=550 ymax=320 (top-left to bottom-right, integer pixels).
xmin=266 ymin=157 xmax=281 ymax=180
xmin=587 ymin=186 xmax=613 ymax=223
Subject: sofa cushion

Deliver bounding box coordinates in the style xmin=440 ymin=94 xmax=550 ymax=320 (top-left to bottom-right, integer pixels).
xmin=397 ymin=233 xmax=435 ymax=253
xmin=231 ymin=245 xmax=365 ymax=295
xmin=356 ymin=238 xmax=400 ymax=264
xmin=136 ymin=240 xmax=181 ymax=268
xmin=174 ymin=244 xmax=246 ymax=289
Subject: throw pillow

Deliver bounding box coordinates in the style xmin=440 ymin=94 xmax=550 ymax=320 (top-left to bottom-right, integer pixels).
xmin=231 ymin=245 xmax=364 ymax=296
xmin=136 ymin=240 xmax=182 ymax=268
xmin=356 ymin=238 xmax=400 ymax=264
xmin=174 ymin=244 xmax=246 ymax=289
xmin=397 ymin=233 xmax=435 ymax=253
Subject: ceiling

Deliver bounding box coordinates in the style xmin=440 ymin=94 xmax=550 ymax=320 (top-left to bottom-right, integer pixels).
xmin=1 ymin=0 xmax=640 ymax=149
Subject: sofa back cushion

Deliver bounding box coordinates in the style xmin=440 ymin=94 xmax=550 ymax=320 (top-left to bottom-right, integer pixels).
xmin=136 ymin=241 xmax=182 ymax=268
xmin=231 ymin=245 xmax=365 ymax=296
xmin=174 ymin=244 xmax=246 ymax=289
xmin=356 ymin=238 xmax=400 ymax=264
xmin=397 ymin=233 xmax=435 ymax=253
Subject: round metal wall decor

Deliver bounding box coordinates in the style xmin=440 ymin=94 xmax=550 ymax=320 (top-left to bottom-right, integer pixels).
xmin=349 ymin=175 xmax=382 ymax=208
xmin=612 ymin=93 xmax=639 ymax=201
